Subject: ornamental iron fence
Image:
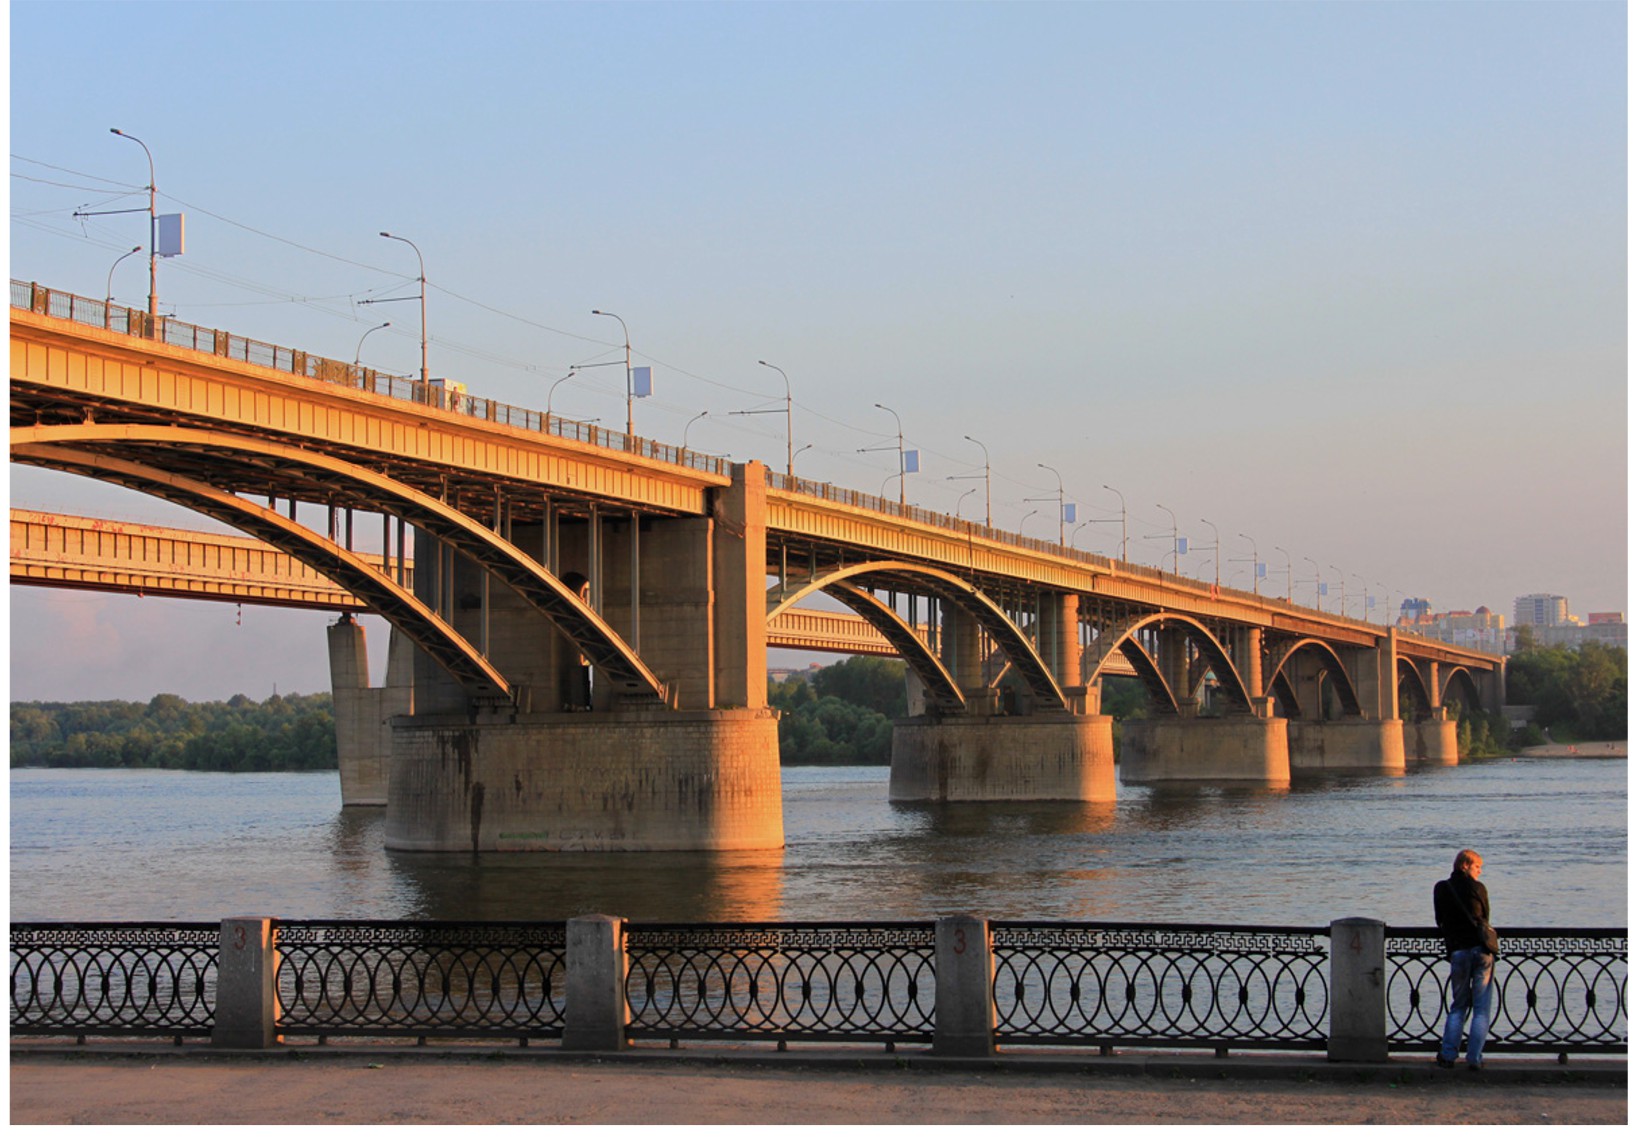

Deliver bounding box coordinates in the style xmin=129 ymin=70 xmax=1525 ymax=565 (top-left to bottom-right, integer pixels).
xmin=623 ymin=922 xmax=936 ymax=1045
xmin=9 ymin=918 xmax=1628 ymax=1057
xmin=1386 ymin=926 xmax=1627 ymax=1055
xmin=274 ymin=921 xmax=567 ymax=1041
xmin=992 ymin=922 xmax=1329 ymax=1050
xmin=9 ymin=922 xmax=218 ymax=1039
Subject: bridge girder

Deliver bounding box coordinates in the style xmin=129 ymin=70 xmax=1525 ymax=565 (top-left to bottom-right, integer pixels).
xmin=768 ymin=560 xmax=1069 ymax=712
xmin=11 ymin=424 xmax=669 ymax=703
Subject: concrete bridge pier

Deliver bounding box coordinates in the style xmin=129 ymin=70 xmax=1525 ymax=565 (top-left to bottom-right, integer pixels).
xmin=328 ymin=615 xmax=413 ymax=805
xmin=1404 ymin=711 xmax=1459 ymax=766
xmin=1118 ymin=714 xmax=1291 ymax=784
xmin=385 ymin=462 xmax=785 ymax=852
xmin=889 ymin=592 xmax=1115 ymax=802
xmin=1287 ymin=718 xmax=1406 ymax=775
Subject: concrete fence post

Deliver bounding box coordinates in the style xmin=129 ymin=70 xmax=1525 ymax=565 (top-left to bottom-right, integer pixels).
xmin=1328 ymin=916 xmax=1388 ymax=1062
xmin=212 ymin=917 xmax=280 ymax=1048
xmin=564 ymin=914 xmax=628 ymax=1052
xmin=934 ymin=914 xmax=994 ymax=1056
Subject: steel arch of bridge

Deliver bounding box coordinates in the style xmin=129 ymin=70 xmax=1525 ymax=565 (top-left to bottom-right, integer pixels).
xmin=767 ymin=561 xmax=1068 ymax=713
xmin=1081 ymin=612 xmax=1255 ymax=717
xmin=1263 ymin=638 xmax=1363 ymax=720
xmin=11 ymin=424 xmax=668 ymax=703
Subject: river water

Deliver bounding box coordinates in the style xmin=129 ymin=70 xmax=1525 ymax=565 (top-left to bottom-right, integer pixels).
xmin=8 ymin=756 xmax=1626 ymax=928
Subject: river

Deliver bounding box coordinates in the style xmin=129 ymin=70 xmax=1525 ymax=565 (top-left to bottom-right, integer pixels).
xmin=8 ymin=756 xmax=1626 ymax=928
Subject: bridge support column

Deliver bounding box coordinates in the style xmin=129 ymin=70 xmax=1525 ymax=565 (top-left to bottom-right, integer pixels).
xmin=1119 ymin=716 xmax=1290 ymax=784
xmin=888 ymin=713 xmax=1114 ymax=802
xmin=328 ymin=615 xmax=413 ymax=806
xmin=1288 ymin=718 xmax=1406 ymax=775
xmin=1405 ymin=711 xmax=1459 ymax=766
xmin=386 ymin=708 xmax=783 ymax=851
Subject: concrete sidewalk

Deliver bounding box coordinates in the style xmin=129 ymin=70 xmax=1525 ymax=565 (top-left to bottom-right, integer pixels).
xmin=10 ymin=1042 xmax=1626 ymax=1125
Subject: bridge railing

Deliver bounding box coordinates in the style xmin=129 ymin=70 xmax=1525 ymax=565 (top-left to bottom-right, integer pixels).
xmin=11 ymin=918 xmax=1626 ymax=1058
xmin=11 ymin=280 xmax=730 ymax=478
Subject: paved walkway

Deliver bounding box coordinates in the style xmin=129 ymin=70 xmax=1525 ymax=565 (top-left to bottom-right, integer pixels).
xmin=10 ymin=1043 xmax=1626 ymax=1125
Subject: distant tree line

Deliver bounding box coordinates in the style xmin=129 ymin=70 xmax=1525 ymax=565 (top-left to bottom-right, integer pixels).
xmin=770 ymin=657 xmax=904 ymax=764
xmin=10 ymin=692 xmax=337 ymax=772
xmin=1505 ymin=639 xmax=1627 ymax=744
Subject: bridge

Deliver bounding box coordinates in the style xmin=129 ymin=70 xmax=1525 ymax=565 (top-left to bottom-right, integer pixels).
xmin=10 ymin=280 xmax=1504 ymax=852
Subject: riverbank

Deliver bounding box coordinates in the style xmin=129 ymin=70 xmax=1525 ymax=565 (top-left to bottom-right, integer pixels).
xmin=1514 ymin=741 xmax=1626 ymax=759
xmin=9 ymin=1045 xmax=1627 ymax=1125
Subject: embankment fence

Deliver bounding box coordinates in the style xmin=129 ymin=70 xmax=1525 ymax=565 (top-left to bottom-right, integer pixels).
xmin=10 ymin=917 xmax=1626 ymax=1059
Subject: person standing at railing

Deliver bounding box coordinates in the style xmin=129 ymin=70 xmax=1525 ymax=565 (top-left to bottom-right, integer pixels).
xmin=1433 ymin=848 xmax=1497 ymax=1070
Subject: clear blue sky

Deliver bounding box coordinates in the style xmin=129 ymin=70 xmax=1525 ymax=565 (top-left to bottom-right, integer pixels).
xmin=7 ymin=1 xmax=1628 ymax=701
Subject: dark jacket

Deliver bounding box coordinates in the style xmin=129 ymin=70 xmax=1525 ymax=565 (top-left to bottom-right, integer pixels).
xmin=1434 ymin=870 xmax=1491 ymax=954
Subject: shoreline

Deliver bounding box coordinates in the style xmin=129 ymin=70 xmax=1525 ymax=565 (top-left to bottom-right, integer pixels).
xmin=1512 ymin=741 xmax=1626 ymax=759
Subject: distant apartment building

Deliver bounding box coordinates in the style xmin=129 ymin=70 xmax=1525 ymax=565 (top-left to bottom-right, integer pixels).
xmin=1396 ymin=599 xmax=1508 ymax=655
xmin=1514 ymin=593 xmax=1572 ymax=630
xmin=1510 ymin=594 xmax=1626 ymax=651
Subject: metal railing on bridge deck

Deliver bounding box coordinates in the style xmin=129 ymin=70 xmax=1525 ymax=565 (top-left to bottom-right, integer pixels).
xmin=11 ymin=280 xmax=731 ymax=479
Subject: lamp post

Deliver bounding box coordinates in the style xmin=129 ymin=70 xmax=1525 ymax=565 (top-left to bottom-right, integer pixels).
xmin=683 ymin=410 xmax=709 ymax=449
xmin=108 ymin=129 xmax=158 ymax=321
xmin=1019 ymin=508 xmax=1040 ymax=534
xmin=792 ymin=443 xmax=814 ymax=476
xmin=1304 ymin=557 xmax=1322 ymax=609
xmin=1100 ymin=484 xmax=1128 ymax=562
xmin=1239 ymin=532 xmax=1260 ymax=595
xmin=1155 ymin=503 xmax=1180 ymax=575
xmin=353 ymin=321 xmax=390 ymax=366
xmin=955 ymin=486 xmax=977 ymax=519
xmin=590 ymin=309 xmax=634 ymax=440
xmin=964 ymin=435 xmax=992 ymax=528
xmin=1200 ymin=517 xmax=1221 ymax=586
xmin=104 ymin=244 xmax=143 ymax=323
xmin=378 ymin=232 xmax=427 ymax=384
xmin=861 ymin=402 xmax=907 ymax=507
xmin=758 ymin=360 xmax=793 ymax=476
xmin=1035 ymin=463 xmax=1067 ymax=545
xmin=1274 ymin=546 xmax=1294 ymax=600
xmin=546 ymin=369 xmax=579 ymax=426
xmin=1329 ymin=566 xmax=1349 ymax=617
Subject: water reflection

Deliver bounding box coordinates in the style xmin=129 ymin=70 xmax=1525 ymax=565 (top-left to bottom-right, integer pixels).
xmin=385 ymin=847 xmax=786 ymax=922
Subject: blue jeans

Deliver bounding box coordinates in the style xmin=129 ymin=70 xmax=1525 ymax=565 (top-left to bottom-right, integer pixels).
xmin=1439 ymin=946 xmax=1495 ymax=1064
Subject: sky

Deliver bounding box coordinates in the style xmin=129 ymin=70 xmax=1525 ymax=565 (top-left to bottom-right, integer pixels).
xmin=6 ymin=0 xmax=1629 ymax=702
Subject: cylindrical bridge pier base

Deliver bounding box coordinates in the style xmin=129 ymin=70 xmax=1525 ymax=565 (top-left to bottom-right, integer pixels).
xmin=888 ymin=714 xmax=1115 ymax=802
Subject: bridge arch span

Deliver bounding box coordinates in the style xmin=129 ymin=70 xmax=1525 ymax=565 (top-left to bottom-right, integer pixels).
xmin=1081 ymin=612 xmax=1254 ymax=715
xmin=11 ymin=424 xmax=668 ymax=703
xmin=768 ymin=561 xmax=1068 ymax=712
xmin=1263 ymin=638 xmax=1363 ymax=719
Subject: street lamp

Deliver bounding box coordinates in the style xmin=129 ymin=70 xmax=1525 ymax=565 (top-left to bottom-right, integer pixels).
xmin=378 ymin=232 xmax=428 ymax=384
xmin=1238 ymin=532 xmax=1260 ymax=595
xmin=1303 ymin=557 xmax=1322 ymax=609
xmin=104 ymin=244 xmax=142 ymax=322
xmin=545 ymin=368 xmax=581 ymax=427
xmin=964 ymin=435 xmax=992 ymax=528
xmin=1154 ymin=503 xmax=1180 ymax=575
xmin=1200 ymin=517 xmax=1221 ymax=586
xmin=759 ymin=360 xmax=793 ymax=476
xmin=1033 ymin=463 xmax=1069 ymax=545
xmin=1329 ymin=566 xmax=1349 ymax=617
xmin=857 ymin=403 xmax=908 ymax=507
xmin=792 ymin=443 xmax=815 ymax=476
xmin=1018 ymin=508 xmax=1040 ymax=533
xmin=1098 ymin=484 xmax=1128 ymax=562
xmin=1274 ymin=546 xmax=1294 ymax=600
xmin=109 ymin=129 xmax=157 ymax=319
xmin=955 ymin=486 xmax=977 ymax=519
xmin=590 ymin=309 xmax=635 ymax=440
xmin=353 ymin=321 xmax=390 ymax=366
xmin=683 ymin=410 xmax=709 ymax=449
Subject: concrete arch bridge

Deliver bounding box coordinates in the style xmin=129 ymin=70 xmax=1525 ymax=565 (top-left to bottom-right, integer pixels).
xmin=10 ymin=283 xmax=1503 ymax=852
